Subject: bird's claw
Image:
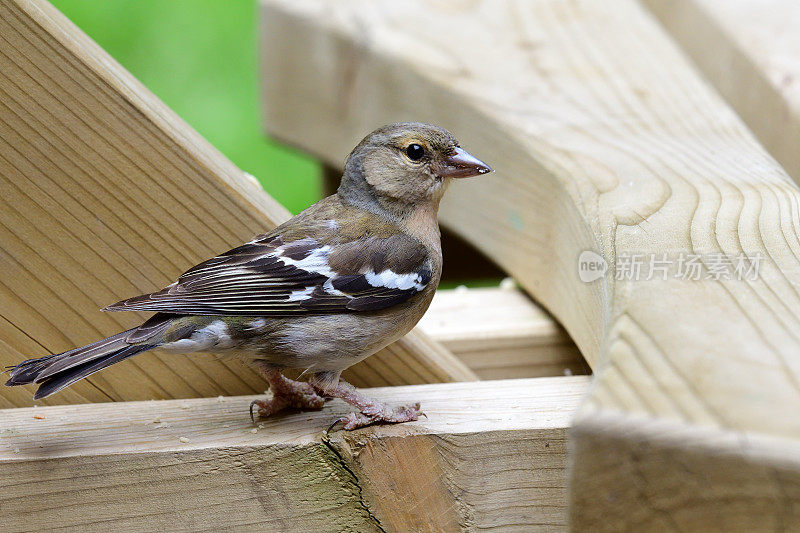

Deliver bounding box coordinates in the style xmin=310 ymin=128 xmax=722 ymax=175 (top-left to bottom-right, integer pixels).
xmin=249 ymin=400 xmax=257 ymax=424
xmin=249 ymin=387 xmax=326 ymax=424
xmin=326 ymin=417 xmax=344 ymax=434
xmin=250 ymin=398 xmax=276 ymax=424
xmin=328 ymin=402 xmax=423 ymax=431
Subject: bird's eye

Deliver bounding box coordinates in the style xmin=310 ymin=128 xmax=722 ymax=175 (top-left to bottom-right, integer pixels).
xmin=405 ymin=143 xmax=425 ymax=161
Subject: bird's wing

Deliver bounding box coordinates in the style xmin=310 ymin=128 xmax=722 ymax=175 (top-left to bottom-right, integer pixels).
xmin=103 ymin=224 xmax=433 ymax=316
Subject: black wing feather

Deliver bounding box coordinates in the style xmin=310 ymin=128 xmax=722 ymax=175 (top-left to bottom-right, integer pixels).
xmin=104 ymin=234 xmax=432 ymax=316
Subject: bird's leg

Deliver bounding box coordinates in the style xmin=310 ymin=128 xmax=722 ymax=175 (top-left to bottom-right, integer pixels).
xmin=250 ymin=364 xmax=326 ymax=422
xmin=309 ymin=373 xmax=422 ymax=430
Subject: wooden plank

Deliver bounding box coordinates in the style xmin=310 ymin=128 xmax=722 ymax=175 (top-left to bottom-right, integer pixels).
xmin=258 ymin=0 xmax=800 ymax=528
xmin=0 ymin=375 xmax=589 ymax=532
xmin=0 ymin=0 xmax=469 ymax=407
xmin=418 ymin=287 xmax=588 ymax=380
xmin=643 ymin=0 xmax=800 ymax=183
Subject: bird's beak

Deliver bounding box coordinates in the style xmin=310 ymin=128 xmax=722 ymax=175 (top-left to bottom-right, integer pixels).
xmin=439 ymin=147 xmax=493 ymax=179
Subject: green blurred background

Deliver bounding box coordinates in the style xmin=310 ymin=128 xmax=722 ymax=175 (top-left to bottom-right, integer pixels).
xmin=52 ymin=0 xmax=321 ymax=215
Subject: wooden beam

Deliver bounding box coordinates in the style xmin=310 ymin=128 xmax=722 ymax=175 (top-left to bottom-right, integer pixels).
xmin=0 ymin=0 xmax=468 ymax=407
xmin=418 ymin=287 xmax=587 ymax=380
xmin=643 ymin=0 xmax=800 ymax=184
xmin=258 ymin=0 xmax=800 ymax=528
xmin=0 ymin=376 xmax=589 ymax=531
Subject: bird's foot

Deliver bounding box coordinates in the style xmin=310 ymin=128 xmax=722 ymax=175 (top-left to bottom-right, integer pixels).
xmin=309 ymin=373 xmax=423 ymax=431
xmin=331 ymin=401 xmax=422 ymax=431
xmin=250 ymin=369 xmax=326 ymax=423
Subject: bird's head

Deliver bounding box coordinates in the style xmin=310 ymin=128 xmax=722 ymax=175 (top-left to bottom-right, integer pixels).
xmin=340 ymin=122 xmax=492 ymax=217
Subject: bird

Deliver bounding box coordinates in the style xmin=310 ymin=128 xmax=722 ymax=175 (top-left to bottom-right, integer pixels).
xmin=4 ymin=122 xmax=492 ymax=430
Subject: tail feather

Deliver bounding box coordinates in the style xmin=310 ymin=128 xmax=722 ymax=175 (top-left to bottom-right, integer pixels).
xmin=3 ymin=354 xmax=60 ymax=385
xmin=35 ymin=328 xmax=135 ymax=382
xmin=5 ymin=327 xmax=160 ymax=399
xmin=32 ymin=344 xmax=154 ymax=399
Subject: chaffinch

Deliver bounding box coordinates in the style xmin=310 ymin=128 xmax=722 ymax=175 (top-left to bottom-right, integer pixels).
xmin=5 ymin=122 xmax=491 ymax=429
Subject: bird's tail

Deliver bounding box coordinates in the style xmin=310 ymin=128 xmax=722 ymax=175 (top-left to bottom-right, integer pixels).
xmin=4 ymin=329 xmax=157 ymax=400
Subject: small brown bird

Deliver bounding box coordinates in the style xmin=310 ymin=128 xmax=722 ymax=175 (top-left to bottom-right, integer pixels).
xmin=5 ymin=123 xmax=491 ymax=430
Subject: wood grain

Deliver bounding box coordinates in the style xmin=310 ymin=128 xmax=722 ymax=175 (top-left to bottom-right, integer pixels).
xmin=644 ymin=0 xmax=800 ymax=184
xmin=258 ymin=0 xmax=800 ymax=528
xmin=0 ymin=376 xmax=589 ymax=532
xmin=0 ymin=0 xmax=470 ymax=407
